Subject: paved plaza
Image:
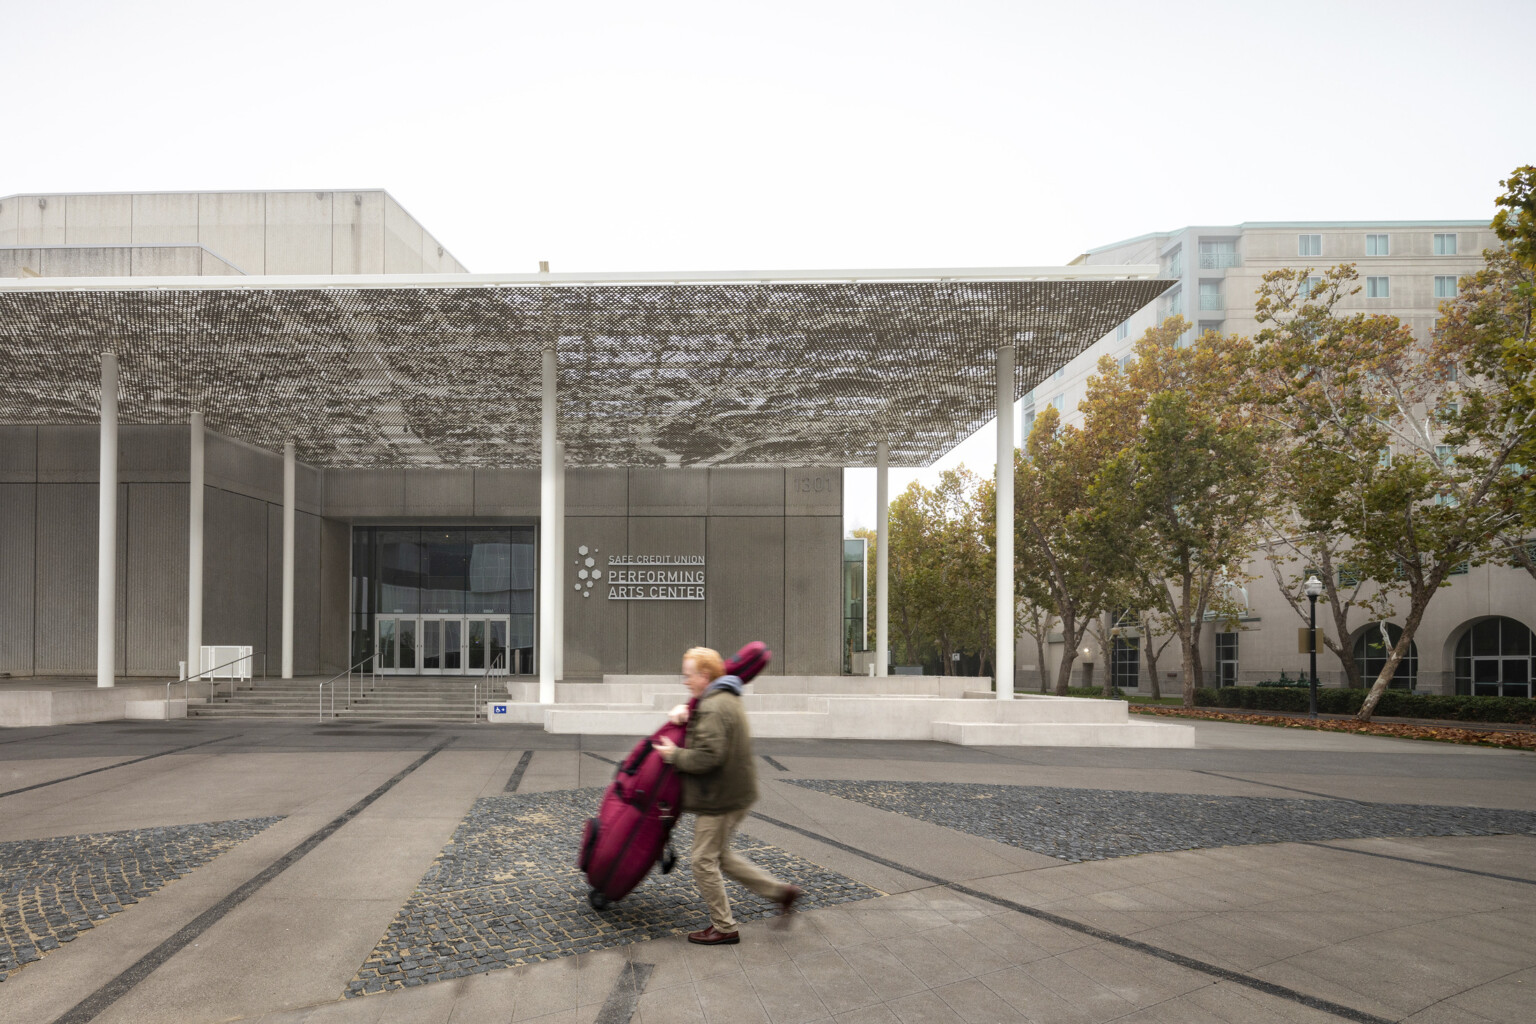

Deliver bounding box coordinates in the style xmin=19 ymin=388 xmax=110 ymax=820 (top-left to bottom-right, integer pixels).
xmin=0 ymin=716 xmax=1532 ymax=1024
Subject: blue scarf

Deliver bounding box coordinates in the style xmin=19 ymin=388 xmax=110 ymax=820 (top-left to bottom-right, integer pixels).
xmin=704 ymin=675 xmax=744 ymax=697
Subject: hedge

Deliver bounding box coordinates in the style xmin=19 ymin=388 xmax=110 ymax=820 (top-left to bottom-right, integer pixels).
xmin=1193 ymin=686 xmax=1536 ymax=725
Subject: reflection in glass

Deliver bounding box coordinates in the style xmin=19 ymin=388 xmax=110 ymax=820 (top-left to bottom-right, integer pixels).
xmin=399 ymin=619 xmax=417 ymax=670
xmin=422 ymin=619 xmax=442 ymax=670
xmin=444 ymin=620 xmax=462 ymax=670
xmin=468 ymin=619 xmax=486 ymax=670
xmin=378 ymin=619 xmax=396 ymax=670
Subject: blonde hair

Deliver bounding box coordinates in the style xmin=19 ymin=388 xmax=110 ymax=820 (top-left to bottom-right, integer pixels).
xmin=683 ymin=646 xmax=725 ymax=681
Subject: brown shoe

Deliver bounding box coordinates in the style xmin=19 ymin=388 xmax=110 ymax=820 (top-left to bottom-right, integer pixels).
xmin=773 ymin=885 xmax=803 ymax=929
xmin=688 ymin=926 xmax=740 ymax=945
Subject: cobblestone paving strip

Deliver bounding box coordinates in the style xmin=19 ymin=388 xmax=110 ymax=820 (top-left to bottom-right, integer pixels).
xmin=346 ymin=789 xmax=880 ymax=997
xmin=784 ymin=780 xmax=1536 ymax=862
xmin=0 ymin=818 xmax=281 ymax=982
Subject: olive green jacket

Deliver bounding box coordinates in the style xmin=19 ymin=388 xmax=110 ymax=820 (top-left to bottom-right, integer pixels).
xmin=671 ymin=687 xmax=759 ymax=814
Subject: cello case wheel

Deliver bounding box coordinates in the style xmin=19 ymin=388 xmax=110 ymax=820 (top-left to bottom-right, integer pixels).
xmin=588 ymin=889 xmax=611 ymax=911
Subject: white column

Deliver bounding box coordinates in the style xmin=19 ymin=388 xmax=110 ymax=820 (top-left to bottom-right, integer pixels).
xmin=96 ymin=352 xmax=119 ymax=689
xmin=282 ymin=441 xmax=295 ymax=679
xmin=875 ymin=440 xmax=889 ymax=677
xmin=538 ymin=343 xmax=557 ymax=703
xmin=995 ymin=343 xmax=1015 ymax=700
xmin=554 ymin=440 xmax=566 ymax=682
xmin=187 ymin=412 xmax=204 ymax=681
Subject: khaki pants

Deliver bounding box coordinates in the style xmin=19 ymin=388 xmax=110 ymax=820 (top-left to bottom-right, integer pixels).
xmin=691 ymin=809 xmax=784 ymax=933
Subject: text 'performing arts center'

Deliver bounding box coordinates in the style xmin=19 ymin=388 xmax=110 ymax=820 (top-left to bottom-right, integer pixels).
xmin=0 ymin=191 xmax=1171 ymax=714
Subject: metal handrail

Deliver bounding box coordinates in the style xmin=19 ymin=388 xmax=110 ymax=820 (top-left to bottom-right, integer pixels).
xmin=319 ymin=654 xmax=377 ymax=723
xmin=166 ymin=649 xmax=266 ymax=720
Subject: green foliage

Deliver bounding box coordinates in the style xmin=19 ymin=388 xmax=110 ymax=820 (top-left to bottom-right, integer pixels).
xmin=1193 ymin=687 xmax=1536 ymax=725
xmin=885 ymin=469 xmax=995 ymax=675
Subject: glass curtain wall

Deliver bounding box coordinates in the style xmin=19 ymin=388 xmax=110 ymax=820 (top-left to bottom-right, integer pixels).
xmin=842 ymin=538 xmax=868 ymax=673
xmin=351 ymin=526 xmax=536 ymax=672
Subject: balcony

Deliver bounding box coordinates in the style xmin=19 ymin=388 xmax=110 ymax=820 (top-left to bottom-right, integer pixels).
xmin=1198 ymin=252 xmax=1241 ymax=269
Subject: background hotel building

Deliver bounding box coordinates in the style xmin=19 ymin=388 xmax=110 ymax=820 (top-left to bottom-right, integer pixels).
xmin=1025 ymin=221 xmax=1536 ymax=698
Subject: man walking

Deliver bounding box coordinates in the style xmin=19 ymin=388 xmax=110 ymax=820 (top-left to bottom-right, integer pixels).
xmin=653 ymin=646 xmax=801 ymax=945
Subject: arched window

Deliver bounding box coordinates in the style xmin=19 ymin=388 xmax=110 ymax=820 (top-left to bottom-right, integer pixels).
xmin=1352 ymin=623 xmax=1417 ymax=690
xmin=1454 ymin=618 xmax=1534 ymax=698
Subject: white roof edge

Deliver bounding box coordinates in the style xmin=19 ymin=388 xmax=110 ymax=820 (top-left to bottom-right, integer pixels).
xmin=0 ymin=265 xmax=1165 ymax=292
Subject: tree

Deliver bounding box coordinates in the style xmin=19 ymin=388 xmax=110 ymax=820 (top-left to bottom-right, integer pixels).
xmin=1086 ymin=317 xmax=1273 ymax=706
xmin=1014 ymin=404 xmax=1139 ymax=696
xmin=1016 ymin=596 xmax=1058 ymax=693
xmin=883 ymin=470 xmax=995 ymax=675
xmin=1252 ymin=253 xmax=1535 ymax=720
xmin=1137 ymin=608 xmax=1178 ymax=700
xmin=1440 ymin=166 xmax=1536 ymax=583
xmin=1252 ymin=266 xmax=1401 ymax=691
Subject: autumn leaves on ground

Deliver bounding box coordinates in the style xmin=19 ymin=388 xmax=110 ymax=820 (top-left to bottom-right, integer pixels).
xmin=1131 ymin=705 xmax=1536 ymax=751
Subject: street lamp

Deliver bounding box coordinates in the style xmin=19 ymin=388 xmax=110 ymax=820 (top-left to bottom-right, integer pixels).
xmin=1304 ymin=575 xmax=1324 ymax=718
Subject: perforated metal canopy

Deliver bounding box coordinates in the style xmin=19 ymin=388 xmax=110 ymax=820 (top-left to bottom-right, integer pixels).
xmin=0 ymin=269 xmax=1169 ymax=468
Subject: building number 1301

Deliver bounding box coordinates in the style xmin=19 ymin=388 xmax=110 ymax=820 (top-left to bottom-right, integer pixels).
xmin=793 ymin=475 xmax=835 ymax=494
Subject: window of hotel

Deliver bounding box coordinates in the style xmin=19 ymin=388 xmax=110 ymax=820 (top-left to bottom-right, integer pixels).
xmin=1299 ymin=276 xmax=1323 ymax=298
xmin=1215 ymin=632 xmax=1239 ymax=687
xmin=1198 ymin=239 xmax=1239 ymax=268
xmin=1433 ymin=233 xmax=1458 ymax=255
xmin=1117 ymin=354 xmax=1133 ymax=371
xmin=1454 ymin=617 xmax=1534 ymax=698
xmin=1164 ymin=246 xmax=1183 ymax=278
xmin=1366 ymin=276 xmax=1390 ymax=298
xmin=1198 ymin=320 xmax=1222 ymax=338
xmin=1435 ymin=275 xmax=1458 ymax=298
xmin=1299 ymin=234 xmax=1322 ymax=257
xmin=1116 ymin=322 xmax=1129 ymax=340
xmin=1365 ymin=233 xmax=1389 ymax=256
xmin=1050 ymin=393 xmax=1065 ymax=412
xmin=1198 ymin=280 xmax=1222 ymax=310
xmin=1354 ymin=623 xmax=1417 ymax=690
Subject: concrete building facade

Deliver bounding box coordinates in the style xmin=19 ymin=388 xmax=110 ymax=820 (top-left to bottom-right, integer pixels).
xmin=1024 ymin=221 xmax=1536 ymax=698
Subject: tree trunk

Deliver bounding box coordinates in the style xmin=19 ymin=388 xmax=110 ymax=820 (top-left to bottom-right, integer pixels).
xmin=1357 ymin=598 xmax=1430 ymax=720
xmin=1035 ymin=634 xmax=1051 ymax=693
xmin=1181 ymin=641 xmax=1198 ymax=707
xmin=1144 ymin=640 xmax=1162 ymax=700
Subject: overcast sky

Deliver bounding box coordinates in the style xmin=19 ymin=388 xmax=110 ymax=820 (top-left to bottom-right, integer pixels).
xmin=9 ymin=0 xmax=1534 ymax=531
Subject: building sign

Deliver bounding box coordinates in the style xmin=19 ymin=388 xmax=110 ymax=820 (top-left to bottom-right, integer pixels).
xmin=571 ymin=545 xmax=706 ymax=600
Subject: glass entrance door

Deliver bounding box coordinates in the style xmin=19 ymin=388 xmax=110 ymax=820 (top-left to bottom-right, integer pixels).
xmin=376 ymin=615 xmax=513 ymax=675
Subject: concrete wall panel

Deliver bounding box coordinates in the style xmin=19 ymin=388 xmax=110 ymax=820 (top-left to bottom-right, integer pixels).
xmin=709 ymin=468 xmax=784 ymax=516
xmin=40 ymin=247 xmax=132 ymax=278
xmin=203 ymin=487 xmax=267 ymax=654
xmin=0 ymin=426 xmax=37 ymax=482
xmin=132 ymin=193 xmax=199 ymax=245
xmin=563 ymin=516 xmax=630 ymax=676
xmin=332 ymin=191 xmax=386 ymax=275
xmin=383 ymin=194 xmax=425 ymax=274
xmin=126 ymin=483 xmax=188 ymax=675
xmin=130 ymin=246 xmax=204 ymax=276
xmin=265 ymin=191 xmax=333 ymax=275
xmin=325 ymin=469 xmax=407 ymax=518
xmin=198 ymin=192 xmax=266 ymax=274
xmin=567 ymin=468 xmax=628 ymax=516
xmin=472 ymin=469 xmax=540 ymax=517
xmin=403 ymin=470 xmax=474 ymax=517
xmin=706 ymin=517 xmax=784 ymax=672
xmin=0 ymin=248 xmax=42 ymax=278
xmin=0 ymin=484 xmax=36 ymax=674
xmin=206 ymin=432 xmax=282 ymax=504
xmin=201 ymin=251 xmax=245 ymax=276
xmin=625 ymin=517 xmax=707 ymax=673
xmin=66 ymin=194 xmax=132 ymax=244
xmin=783 ymin=516 xmax=842 ymax=674
xmin=630 ymin=469 xmax=708 ymax=516
xmin=785 ymin=467 xmax=842 ymax=516
xmin=17 ymin=195 xmax=66 ymax=245
xmin=121 ymin=425 xmax=189 ymax=482
xmin=0 ymin=195 xmax=18 ymax=245
xmin=34 ymin=484 xmax=127 ymax=674
xmin=319 ymin=518 xmax=350 ymax=673
xmin=37 ymin=426 xmax=101 ymax=483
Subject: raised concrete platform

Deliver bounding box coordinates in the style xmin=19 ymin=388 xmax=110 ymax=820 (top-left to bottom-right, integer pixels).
xmin=0 ymin=678 xmax=214 ymax=727
xmin=491 ymin=675 xmax=1195 ymax=747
